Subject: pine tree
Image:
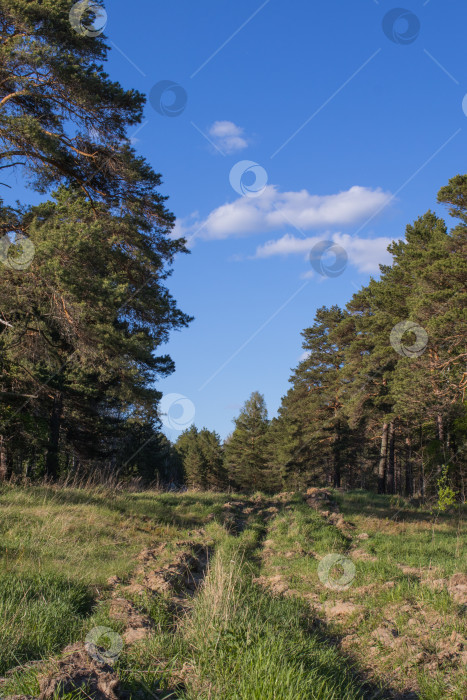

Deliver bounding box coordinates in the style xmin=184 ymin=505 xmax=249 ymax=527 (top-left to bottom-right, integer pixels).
xmin=0 ymin=0 xmax=151 ymax=202
xmin=0 ymin=0 xmax=193 ymax=481
xmin=0 ymin=188 xmax=191 ymax=479
xmin=197 ymin=429 xmax=226 ymax=490
xmin=175 ymin=427 xmax=226 ymax=490
xmin=224 ymin=392 xmax=269 ymax=491
xmin=271 ymin=176 xmax=467 ymax=499
xmin=276 ymin=307 xmax=354 ymax=489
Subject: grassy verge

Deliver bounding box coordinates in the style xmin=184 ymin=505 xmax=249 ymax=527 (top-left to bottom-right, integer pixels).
xmin=259 ymin=490 xmax=467 ymax=700
xmin=0 ymin=485 xmax=227 ymax=677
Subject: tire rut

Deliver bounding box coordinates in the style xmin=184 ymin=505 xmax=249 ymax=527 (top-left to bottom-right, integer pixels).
xmin=2 ymin=539 xmax=213 ymax=700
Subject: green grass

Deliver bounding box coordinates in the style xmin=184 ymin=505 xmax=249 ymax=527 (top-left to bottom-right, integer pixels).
xmin=178 ymin=530 xmax=366 ymax=699
xmin=0 ymin=484 xmax=226 ymax=683
xmin=105 ymin=518 xmax=367 ymax=700
xmin=0 ymin=485 xmax=465 ymax=699
xmin=260 ymin=490 xmax=467 ymax=700
xmin=0 ymin=571 xmax=93 ymax=675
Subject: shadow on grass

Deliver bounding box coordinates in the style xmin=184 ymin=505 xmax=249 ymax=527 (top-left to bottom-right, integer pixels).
xmin=334 ymin=489 xmax=466 ymax=526
xmin=0 ymin=485 xmax=231 ymax=532
xmin=16 ymin=487 xmax=297 ymax=535
xmin=119 ymin=674 xmax=187 ymax=700
xmin=0 ymin=572 xmax=95 ymax=676
xmin=303 ymin=611 xmax=419 ymax=700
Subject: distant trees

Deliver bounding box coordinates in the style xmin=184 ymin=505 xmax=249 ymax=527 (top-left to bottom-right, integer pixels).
xmin=273 ymin=307 xmax=352 ymax=489
xmin=175 ymin=427 xmax=225 ymax=489
xmin=133 ymin=173 xmax=467 ymax=499
xmin=224 ymin=392 xmax=271 ymax=491
xmin=0 ymin=2 xmax=465 ymax=498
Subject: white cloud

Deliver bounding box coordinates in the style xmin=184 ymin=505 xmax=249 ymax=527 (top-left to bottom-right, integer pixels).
xmin=173 ymin=184 xmax=396 ymax=273
xmin=208 ymin=121 xmax=248 ymax=153
xmin=255 ymin=232 xmax=394 ymax=273
xmin=255 ymin=232 xmax=312 ymax=257
xmin=188 ymin=185 xmax=392 ymax=241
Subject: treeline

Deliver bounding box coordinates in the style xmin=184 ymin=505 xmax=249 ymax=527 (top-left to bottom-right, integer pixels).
xmin=0 ymin=2 xmax=465 ymax=496
xmin=0 ymin=0 xmax=189 ymax=484
xmin=177 ymin=178 xmax=466 ymax=500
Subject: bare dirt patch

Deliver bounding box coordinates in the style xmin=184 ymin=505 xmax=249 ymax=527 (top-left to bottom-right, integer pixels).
xmin=350 ymin=547 xmax=378 ymax=562
xmin=120 ymin=540 xmax=211 ymax=620
xmin=3 ymin=540 xmax=212 ymax=700
xmin=323 ymin=601 xmax=362 ymax=619
xmin=252 ymin=573 xmax=292 ymax=596
xmin=396 ymin=564 xmax=467 ymax=606
xmin=109 ymin=597 xmax=152 ymax=645
xmin=39 ymin=644 xmax=120 ymax=700
xmin=3 ymin=643 xmax=121 ymax=700
xmin=221 ymin=497 xmax=284 ymax=534
xmin=305 ymin=488 xmax=354 ymax=535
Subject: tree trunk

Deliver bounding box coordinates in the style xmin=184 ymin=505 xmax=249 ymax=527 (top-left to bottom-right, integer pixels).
xmin=437 ymin=413 xmax=444 ymax=443
xmin=405 ymin=437 xmax=413 ymax=497
xmin=0 ymin=435 xmax=7 ymax=481
xmin=378 ymin=423 xmax=389 ymax=494
xmin=437 ymin=413 xmax=445 ymax=466
xmin=333 ymin=462 xmax=341 ymax=488
xmin=333 ymin=431 xmax=341 ymax=488
xmin=387 ymin=422 xmax=395 ymax=494
xmin=45 ymin=393 xmax=63 ymax=481
xmin=332 ymin=411 xmax=341 ymax=488
xmin=420 ymin=464 xmax=425 ymax=499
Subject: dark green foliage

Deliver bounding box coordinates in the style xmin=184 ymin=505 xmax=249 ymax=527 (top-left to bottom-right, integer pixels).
xmin=0 ymin=0 xmax=191 ymax=484
xmin=224 ymin=391 xmax=270 ymax=491
xmin=0 ymin=186 xmax=191 ymax=482
xmin=272 ymin=306 xmax=354 ymax=489
xmin=269 ymin=176 xmax=467 ymax=500
xmin=175 ymin=426 xmax=226 ymax=489
xmin=0 ymin=0 xmax=152 ymax=203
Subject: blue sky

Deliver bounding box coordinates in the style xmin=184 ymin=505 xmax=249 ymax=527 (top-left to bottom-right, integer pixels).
xmin=8 ymin=0 xmax=467 ymax=440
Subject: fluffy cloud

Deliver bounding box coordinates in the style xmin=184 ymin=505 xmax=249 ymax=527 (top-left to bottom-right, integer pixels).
xmin=189 ymin=185 xmax=392 ymax=241
xmin=208 ymin=121 xmax=248 ymax=153
xmin=173 ymin=183 xmax=395 ymax=273
xmin=255 ymin=232 xmax=394 ymax=273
